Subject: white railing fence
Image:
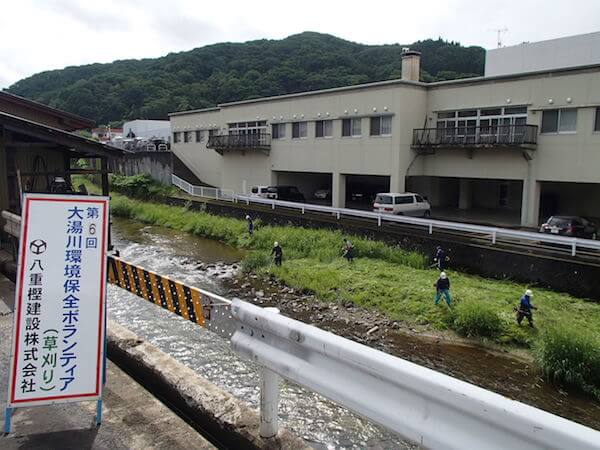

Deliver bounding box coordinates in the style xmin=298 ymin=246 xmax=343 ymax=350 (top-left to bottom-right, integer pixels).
xmin=172 ymin=174 xmax=234 ymax=202
xmin=231 ymin=299 xmax=600 ymax=449
xmin=171 ymin=175 xmax=600 ymax=257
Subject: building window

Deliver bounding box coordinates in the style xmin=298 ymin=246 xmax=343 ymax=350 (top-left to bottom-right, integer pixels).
xmin=541 ymin=108 xmax=577 ymax=133
xmin=272 ymin=123 xmax=286 ymax=139
xmin=228 ymin=121 xmax=267 ymax=135
xmin=315 ymin=120 xmax=333 ymax=138
xmin=342 ymin=118 xmax=361 ymax=137
xmin=292 ymin=122 xmax=307 ymax=139
xmin=208 ymin=129 xmax=216 ymax=137
xmin=195 ymin=130 xmax=204 ymax=142
xmin=173 ymin=132 xmax=181 ymax=143
xmin=184 ymin=131 xmax=193 ymax=143
xmin=595 ymin=107 xmax=600 ymax=132
xmin=370 ymin=116 xmax=392 ymax=136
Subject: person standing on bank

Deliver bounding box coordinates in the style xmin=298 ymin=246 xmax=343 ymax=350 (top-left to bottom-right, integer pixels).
xmin=516 ymin=289 xmax=537 ymax=327
xmin=245 ymin=214 xmax=254 ymax=236
xmin=433 ymin=245 xmax=447 ymax=271
xmin=434 ymin=271 xmax=452 ymax=307
xmin=271 ymin=241 xmax=283 ymax=267
xmin=342 ymin=238 xmax=355 ymax=263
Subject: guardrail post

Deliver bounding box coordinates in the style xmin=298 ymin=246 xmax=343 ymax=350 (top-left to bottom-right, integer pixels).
xmin=336 ymin=211 xmax=340 ymax=220
xmin=216 ymin=190 xmax=219 ymax=201
xmin=572 ymin=241 xmax=577 ymax=257
xmin=492 ymin=231 xmax=497 ymax=244
xmin=429 ymin=223 xmax=433 ymax=235
xmin=272 ymin=202 xmax=275 ymax=210
xmin=302 ymin=206 xmax=305 ymax=214
xmin=200 ymin=187 xmax=204 ymax=197
xmin=259 ymin=307 xmax=281 ymax=438
xmin=378 ymin=214 xmax=381 ymax=226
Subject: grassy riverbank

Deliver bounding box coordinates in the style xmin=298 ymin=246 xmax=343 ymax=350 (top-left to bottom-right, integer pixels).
xmin=83 ymin=176 xmax=600 ymax=397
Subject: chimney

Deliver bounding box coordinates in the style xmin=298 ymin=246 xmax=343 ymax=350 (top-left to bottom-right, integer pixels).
xmin=401 ymin=48 xmax=421 ymax=82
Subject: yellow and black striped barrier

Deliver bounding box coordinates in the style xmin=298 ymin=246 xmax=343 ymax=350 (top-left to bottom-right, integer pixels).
xmin=107 ymin=255 xmax=208 ymax=327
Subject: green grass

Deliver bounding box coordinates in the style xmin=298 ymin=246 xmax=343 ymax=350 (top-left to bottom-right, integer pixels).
xmin=81 ymin=175 xmax=600 ymax=396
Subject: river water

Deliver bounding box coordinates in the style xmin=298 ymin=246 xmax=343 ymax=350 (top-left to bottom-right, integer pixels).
xmin=107 ymin=218 xmax=600 ymax=448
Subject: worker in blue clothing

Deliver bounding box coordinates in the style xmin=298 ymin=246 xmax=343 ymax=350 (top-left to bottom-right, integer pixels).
xmin=432 ymin=245 xmax=448 ymax=271
xmin=516 ymin=289 xmax=537 ymax=327
xmin=245 ymin=214 xmax=254 ymax=236
xmin=434 ymin=271 xmax=452 ymax=307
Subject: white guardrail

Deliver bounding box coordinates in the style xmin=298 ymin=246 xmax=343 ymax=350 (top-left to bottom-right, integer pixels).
xmin=172 ymin=174 xmax=235 ymax=201
xmin=231 ymin=299 xmax=600 ymax=449
xmin=171 ymin=174 xmax=600 ymax=257
xmin=1 ymin=210 xmax=20 ymax=238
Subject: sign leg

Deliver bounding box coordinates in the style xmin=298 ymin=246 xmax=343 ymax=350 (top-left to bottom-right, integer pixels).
xmin=4 ymin=407 xmax=13 ymax=434
xmin=95 ymin=400 xmax=102 ymax=427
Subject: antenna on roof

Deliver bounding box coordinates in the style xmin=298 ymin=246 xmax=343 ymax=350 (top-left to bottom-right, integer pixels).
xmin=492 ymin=27 xmax=508 ymax=48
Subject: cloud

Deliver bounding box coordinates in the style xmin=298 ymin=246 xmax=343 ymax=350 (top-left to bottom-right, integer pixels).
xmin=39 ymin=0 xmax=131 ymax=31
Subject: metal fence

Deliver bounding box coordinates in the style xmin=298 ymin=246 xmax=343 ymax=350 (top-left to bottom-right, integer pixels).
xmin=170 ymin=175 xmax=600 ymax=256
xmin=171 ymin=174 xmax=235 ymax=201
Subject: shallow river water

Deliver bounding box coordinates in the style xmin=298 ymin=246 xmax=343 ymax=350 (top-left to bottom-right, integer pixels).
xmin=107 ymin=218 xmax=600 ymax=448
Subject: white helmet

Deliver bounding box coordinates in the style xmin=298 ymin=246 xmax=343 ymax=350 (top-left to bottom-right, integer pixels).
xmin=274 ymin=241 xmax=279 ymax=247
xmin=440 ymin=272 xmax=447 ymax=279
xmin=245 ymin=215 xmax=250 ymax=220
xmin=525 ymin=289 xmax=533 ymax=297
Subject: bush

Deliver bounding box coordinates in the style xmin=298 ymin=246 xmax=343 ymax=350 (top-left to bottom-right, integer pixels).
xmin=534 ymin=325 xmax=600 ymax=398
xmin=241 ymin=251 xmax=272 ymax=273
xmin=110 ymin=174 xmax=176 ymax=200
xmin=452 ymin=301 xmax=503 ymax=338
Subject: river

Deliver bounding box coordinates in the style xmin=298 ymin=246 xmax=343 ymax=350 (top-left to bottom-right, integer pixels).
xmin=107 ymin=218 xmax=600 ymax=448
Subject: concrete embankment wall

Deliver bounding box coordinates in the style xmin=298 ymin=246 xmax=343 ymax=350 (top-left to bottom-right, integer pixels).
xmin=164 ymin=196 xmax=600 ymax=300
xmin=109 ymin=151 xmax=173 ymax=185
xmin=107 ymin=321 xmax=309 ymax=450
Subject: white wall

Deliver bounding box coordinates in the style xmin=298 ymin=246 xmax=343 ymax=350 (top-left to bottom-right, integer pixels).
xmin=485 ymin=32 xmax=600 ymax=77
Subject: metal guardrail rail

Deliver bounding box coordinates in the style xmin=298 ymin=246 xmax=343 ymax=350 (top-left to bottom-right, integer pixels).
xmin=170 ymin=175 xmax=600 ymax=257
xmin=172 ymin=175 xmax=235 ymax=201
xmin=231 ymin=299 xmax=600 ymax=449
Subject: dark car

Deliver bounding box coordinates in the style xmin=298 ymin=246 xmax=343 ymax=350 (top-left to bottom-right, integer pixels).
xmin=539 ymin=216 xmax=597 ymax=239
xmin=266 ymin=185 xmax=305 ymax=202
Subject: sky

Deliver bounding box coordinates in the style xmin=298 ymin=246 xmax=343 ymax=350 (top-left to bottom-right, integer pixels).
xmin=1 ymin=0 xmax=600 ymax=89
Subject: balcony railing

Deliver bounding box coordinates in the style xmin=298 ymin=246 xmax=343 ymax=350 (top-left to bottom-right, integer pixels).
xmin=411 ymin=124 xmax=538 ymax=153
xmin=207 ymin=133 xmax=271 ymax=155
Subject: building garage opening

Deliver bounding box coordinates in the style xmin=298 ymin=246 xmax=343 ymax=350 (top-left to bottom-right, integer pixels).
xmin=539 ymin=182 xmax=600 ymax=225
xmin=407 ymin=176 xmax=523 ymax=226
xmin=345 ymin=175 xmax=390 ymax=210
xmin=273 ymin=171 xmax=332 ymax=205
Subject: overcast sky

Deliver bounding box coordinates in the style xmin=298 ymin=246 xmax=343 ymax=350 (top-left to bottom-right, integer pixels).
xmin=1 ymin=0 xmax=599 ymax=89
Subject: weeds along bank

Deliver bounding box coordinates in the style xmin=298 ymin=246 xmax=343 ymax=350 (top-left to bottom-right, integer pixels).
xmin=82 ymin=176 xmax=600 ymax=399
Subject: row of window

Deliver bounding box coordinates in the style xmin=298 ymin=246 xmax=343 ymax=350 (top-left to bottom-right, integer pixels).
xmin=173 ymin=129 xmax=216 ymax=143
xmin=273 ymin=116 xmax=392 ymax=140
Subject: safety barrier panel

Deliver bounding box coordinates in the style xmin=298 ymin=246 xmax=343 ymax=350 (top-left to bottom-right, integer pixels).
xmin=1 ymin=210 xmax=20 ymax=238
xmin=107 ymin=255 xmax=235 ymax=339
xmin=172 ymin=174 xmax=235 ymax=202
xmin=230 ymin=299 xmax=600 ymax=449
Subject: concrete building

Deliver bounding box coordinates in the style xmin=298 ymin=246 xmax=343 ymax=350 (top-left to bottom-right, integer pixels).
xmin=485 ymin=31 xmax=600 ymax=77
xmin=170 ymin=38 xmax=600 ymax=227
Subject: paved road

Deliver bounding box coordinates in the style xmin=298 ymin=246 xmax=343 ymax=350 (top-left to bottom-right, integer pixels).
xmin=0 ymin=275 xmax=215 ymax=450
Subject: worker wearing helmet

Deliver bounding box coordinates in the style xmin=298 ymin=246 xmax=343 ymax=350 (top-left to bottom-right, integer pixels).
xmin=434 ymin=271 xmax=452 ymax=307
xmin=516 ymin=289 xmax=537 ymax=327
xmin=271 ymin=241 xmax=283 ymax=266
xmin=245 ymin=214 xmax=254 ymax=236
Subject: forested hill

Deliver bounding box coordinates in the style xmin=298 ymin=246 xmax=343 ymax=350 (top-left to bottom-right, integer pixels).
xmin=6 ymin=32 xmax=485 ymax=124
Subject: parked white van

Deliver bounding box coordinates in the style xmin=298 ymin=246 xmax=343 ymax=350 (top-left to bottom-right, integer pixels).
xmin=250 ymin=186 xmax=270 ymax=198
xmin=373 ymin=193 xmax=431 ymax=217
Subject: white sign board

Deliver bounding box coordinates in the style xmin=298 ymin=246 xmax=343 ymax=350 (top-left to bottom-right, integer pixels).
xmin=7 ymin=194 xmax=109 ymax=407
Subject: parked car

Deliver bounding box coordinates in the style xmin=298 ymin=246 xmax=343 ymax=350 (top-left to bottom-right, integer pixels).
xmin=539 ymin=216 xmax=597 ymax=239
xmin=266 ymin=185 xmax=306 ymax=202
xmin=373 ymin=192 xmax=431 ymax=217
xmin=250 ymin=185 xmax=270 ymax=198
xmin=314 ymin=188 xmax=331 ymax=200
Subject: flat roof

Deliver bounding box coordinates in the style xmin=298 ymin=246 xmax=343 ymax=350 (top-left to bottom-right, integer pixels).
xmin=0 ymin=111 xmax=128 ymax=158
xmin=169 ymin=62 xmax=600 ymax=118
xmin=0 ymin=91 xmax=95 ymax=130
